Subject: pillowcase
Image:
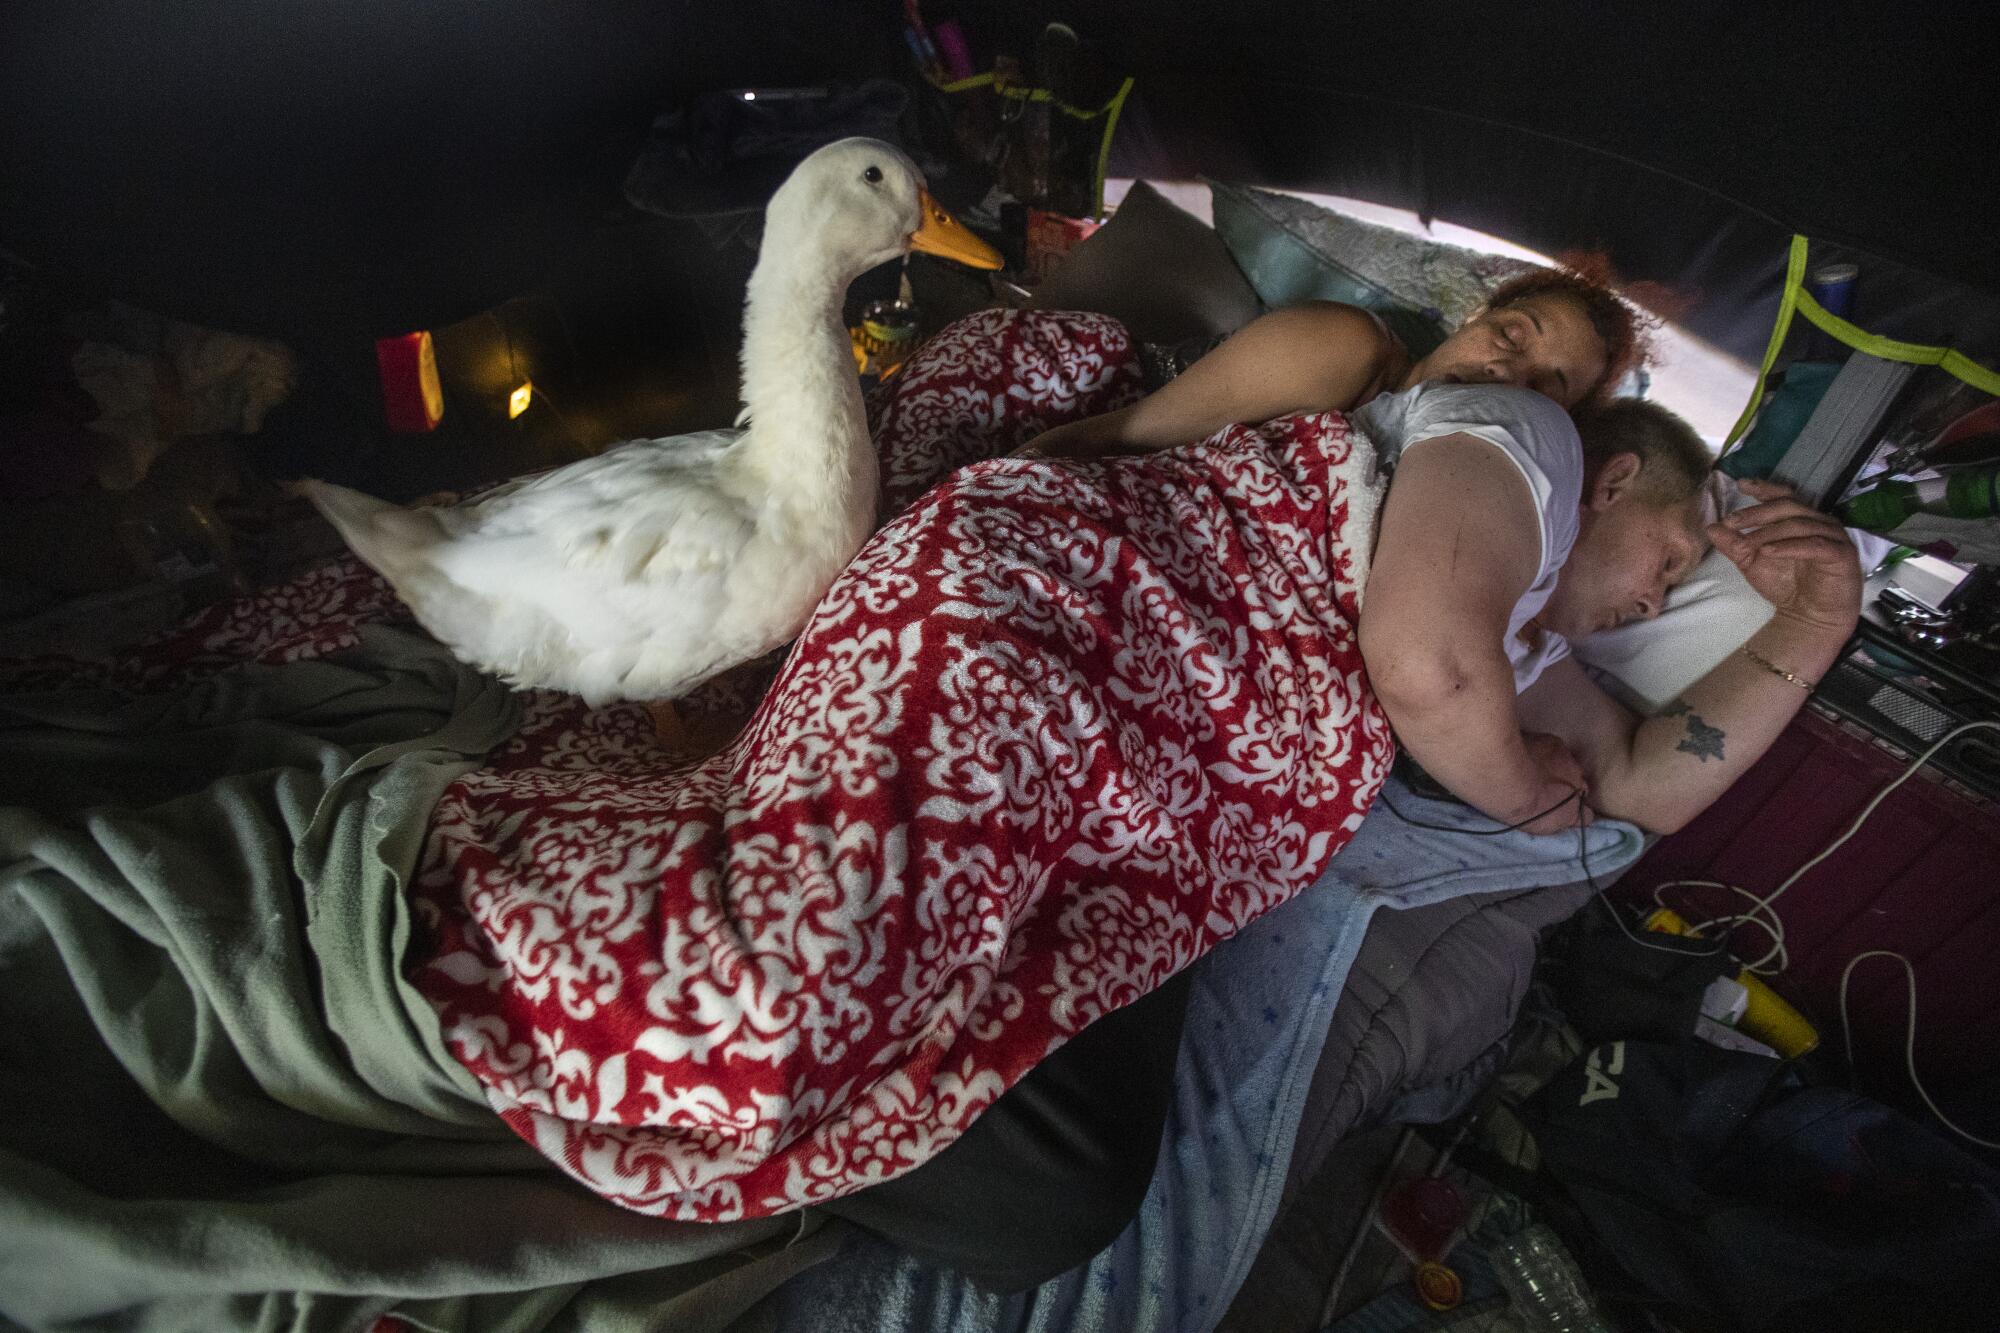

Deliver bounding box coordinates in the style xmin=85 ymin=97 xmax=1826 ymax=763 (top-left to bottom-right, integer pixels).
xmin=1207 ymin=181 xmax=1536 ymax=359
xmin=1030 ymin=181 xmax=1263 ymax=346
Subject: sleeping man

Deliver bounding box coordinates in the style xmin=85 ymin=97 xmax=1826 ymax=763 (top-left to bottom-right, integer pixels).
xmin=798 ymin=315 xmax=1868 ymax=1288
xmin=1357 ymin=382 xmax=1864 ymax=837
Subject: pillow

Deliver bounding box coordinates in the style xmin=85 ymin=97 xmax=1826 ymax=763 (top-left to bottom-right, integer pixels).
xmin=1030 ymin=181 xmax=1263 ymax=345
xmin=1572 ymin=474 xmax=1776 ymax=714
xmin=1208 ymin=181 xmax=1537 ymax=359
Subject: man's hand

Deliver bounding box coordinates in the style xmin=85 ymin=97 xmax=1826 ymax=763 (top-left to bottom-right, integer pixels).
xmin=1515 ymin=731 xmax=1593 ymax=835
xmin=1708 ymin=477 xmax=1864 ymax=635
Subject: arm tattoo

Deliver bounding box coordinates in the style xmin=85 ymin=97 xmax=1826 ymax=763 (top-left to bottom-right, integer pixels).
xmin=1674 ymin=710 xmax=1727 ymax=762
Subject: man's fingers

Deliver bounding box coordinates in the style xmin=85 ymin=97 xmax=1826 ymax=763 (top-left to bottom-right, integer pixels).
xmin=1735 ymin=534 xmax=1859 ymax=563
xmin=1725 ymin=515 xmax=1847 ymax=549
xmin=1736 ymin=476 xmax=1798 ymax=499
xmin=1721 ymin=497 xmax=1837 ymax=531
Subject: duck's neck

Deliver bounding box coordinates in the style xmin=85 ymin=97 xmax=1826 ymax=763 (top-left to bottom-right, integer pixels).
xmin=733 ymin=257 xmax=876 ymax=525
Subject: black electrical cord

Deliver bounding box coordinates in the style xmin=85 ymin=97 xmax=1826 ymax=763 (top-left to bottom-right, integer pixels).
xmin=1376 ymin=782 xmax=1724 ymax=958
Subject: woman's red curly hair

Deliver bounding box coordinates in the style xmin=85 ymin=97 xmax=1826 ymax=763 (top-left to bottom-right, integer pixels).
xmin=1483 ymin=251 xmax=1680 ymax=404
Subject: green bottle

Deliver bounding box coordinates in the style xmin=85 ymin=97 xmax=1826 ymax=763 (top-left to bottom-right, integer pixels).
xmin=1837 ymin=466 xmax=2000 ymax=531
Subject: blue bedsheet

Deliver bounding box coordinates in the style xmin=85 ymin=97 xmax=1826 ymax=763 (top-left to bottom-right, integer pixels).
xmin=764 ymin=777 xmax=1645 ymax=1333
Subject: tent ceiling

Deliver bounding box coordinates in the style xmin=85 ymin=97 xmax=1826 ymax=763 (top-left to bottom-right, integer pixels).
xmin=1007 ymin=1 xmax=1994 ymax=293
xmin=2 ymin=1 xmax=1992 ymax=346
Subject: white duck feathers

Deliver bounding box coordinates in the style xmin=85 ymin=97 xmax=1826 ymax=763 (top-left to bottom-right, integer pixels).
xmin=294 ymin=138 xmax=999 ymax=711
xmin=416 ymin=430 xmax=868 ymax=705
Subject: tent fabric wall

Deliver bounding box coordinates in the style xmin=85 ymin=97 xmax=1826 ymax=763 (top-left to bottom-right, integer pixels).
xmin=4 ymin=1 xmax=1995 ymax=345
xmin=979 ymin=1 xmax=2000 ymax=364
xmin=976 ymin=1 xmax=1995 ymax=290
xmin=0 ymin=1 xmax=905 ymax=339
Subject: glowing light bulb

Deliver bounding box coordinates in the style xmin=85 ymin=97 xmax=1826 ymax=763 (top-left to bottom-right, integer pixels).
xmin=508 ymin=381 xmax=533 ymax=419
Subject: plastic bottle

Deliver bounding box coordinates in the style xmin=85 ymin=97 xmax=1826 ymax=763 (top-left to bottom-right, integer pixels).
xmin=1837 ymin=465 xmax=2000 ymax=532
xmin=1487 ymin=1223 xmax=1616 ymax=1333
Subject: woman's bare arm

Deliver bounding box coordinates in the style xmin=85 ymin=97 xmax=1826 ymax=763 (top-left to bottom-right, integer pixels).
xmin=1022 ymin=302 xmax=1399 ymax=461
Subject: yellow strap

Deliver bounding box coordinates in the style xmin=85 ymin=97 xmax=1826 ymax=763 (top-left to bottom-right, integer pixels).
xmin=1723 ymin=235 xmax=1809 ymax=449
xmin=924 ymin=69 xmax=1136 ymax=221
xmin=1091 ymin=78 xmax=1135 ymax=219
xmin=928 ymin=68 xmax=1128 ymax=121
xmin=931 ymin=69 xmax=996 ymax=94
xmin=1792 ymin=290 xmax=2000 ymax=396
xmin=1723 ymin=234 xmax=2000 ymax=448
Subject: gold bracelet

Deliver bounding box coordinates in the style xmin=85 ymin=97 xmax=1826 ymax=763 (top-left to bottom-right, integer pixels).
xmin=1741 ymin=645 xmax=1816 ymax=692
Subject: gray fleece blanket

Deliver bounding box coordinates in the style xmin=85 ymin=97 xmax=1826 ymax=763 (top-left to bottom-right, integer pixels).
xmin=0 ymin=625 xmax=826 ymax=1333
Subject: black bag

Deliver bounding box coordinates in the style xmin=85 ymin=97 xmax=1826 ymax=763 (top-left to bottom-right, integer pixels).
xmin=1521 ymin=1037 xmax=2000 ymax=1332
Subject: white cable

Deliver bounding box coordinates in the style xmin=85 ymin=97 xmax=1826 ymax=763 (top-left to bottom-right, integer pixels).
xmin=1840 ymin=950 xmax=2000 ymax=1151
xmin=1653 ymin=878 xmax=1790 ymax=973
xmin=1732 ymin=719 xmax=2000 ymax=973
xmin=1673 ymin=720 xmax=2000 ymax=975
xmin=1653 ymin=719 xmax=2000 ymax=1150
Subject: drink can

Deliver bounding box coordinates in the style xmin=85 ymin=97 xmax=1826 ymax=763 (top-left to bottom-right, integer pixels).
xmin=1808 ymin=262 xmax=1859 ymax=320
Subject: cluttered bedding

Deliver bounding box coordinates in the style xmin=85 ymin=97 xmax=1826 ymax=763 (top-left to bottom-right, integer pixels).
xmin=0 ymin=305 xmax=1647 ymax=1331
xmin=740 ymin=783 xmax=1640 ymax=1333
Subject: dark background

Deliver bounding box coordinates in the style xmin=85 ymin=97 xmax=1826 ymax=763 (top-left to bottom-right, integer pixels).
xmin=2 ymin=1 xmax=1994 ymax=496
xmin=6 ymin=2 xmax=1995 ymax=344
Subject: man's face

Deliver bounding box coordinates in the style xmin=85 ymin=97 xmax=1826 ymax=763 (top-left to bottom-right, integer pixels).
xmin=1415 ymin=293 xmax=1610 ymax=409
xmin=1541 ymin=464 xmax=1708 ymax=640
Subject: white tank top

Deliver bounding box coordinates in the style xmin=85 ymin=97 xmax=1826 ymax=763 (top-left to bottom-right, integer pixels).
xmin=1355 ymin=382 xmax=1584 ymax=692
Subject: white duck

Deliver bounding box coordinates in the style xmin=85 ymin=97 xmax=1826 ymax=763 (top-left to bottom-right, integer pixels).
xmin=296 ymin=138 xmax=1000 ymax=741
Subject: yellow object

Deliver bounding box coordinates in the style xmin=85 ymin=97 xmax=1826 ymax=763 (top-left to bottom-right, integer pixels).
xmin=1724 ymin=234 xmax=2000 ymax=449
xmin=923 ymin=68 xmax=1136 ymax=219
xmin=508 ymin=381 xmax=533 ymax=419
xmin=1642 ymin=905 xmax=1696 ymax=937
xmin=1413 ymin=1261 xmax=1463 ymax=1311
xmin=1736 ymin=971 xmax=1820 ymax=1059
xmin=1643 ymin=908 xmax=1820 ymax=1058
xmin=852 ymin=301 xmax=921 ymax=379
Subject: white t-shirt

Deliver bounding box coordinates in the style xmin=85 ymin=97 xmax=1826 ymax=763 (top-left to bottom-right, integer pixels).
xmin=1354 ymin=382 xmax=1584 ymax=692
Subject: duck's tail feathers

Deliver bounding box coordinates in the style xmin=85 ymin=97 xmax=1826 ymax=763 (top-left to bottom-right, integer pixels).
xmin=290 ymin=479 xmax=446 ymax=583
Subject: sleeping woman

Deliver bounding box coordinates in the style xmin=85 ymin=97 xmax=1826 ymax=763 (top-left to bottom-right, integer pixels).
xmin=1020 ymin=271 xmax=1865 ymax=837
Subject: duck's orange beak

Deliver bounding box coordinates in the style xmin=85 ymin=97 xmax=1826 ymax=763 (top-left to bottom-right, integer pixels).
xmin=910 ymin=189 xmax=1004 ymax=270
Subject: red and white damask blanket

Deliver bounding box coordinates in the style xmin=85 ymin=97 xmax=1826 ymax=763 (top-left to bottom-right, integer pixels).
xmin=26 ymin=309 xmax=1395 ymax=1222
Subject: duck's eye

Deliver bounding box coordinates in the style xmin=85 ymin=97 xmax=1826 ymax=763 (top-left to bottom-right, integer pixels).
xmin=863 ymin=165 xmax=883 ymax=185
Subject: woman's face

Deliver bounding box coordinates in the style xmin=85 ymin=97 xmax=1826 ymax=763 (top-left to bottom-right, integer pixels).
xmin=1412 ymin=293 xmax=1609 ymax=408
